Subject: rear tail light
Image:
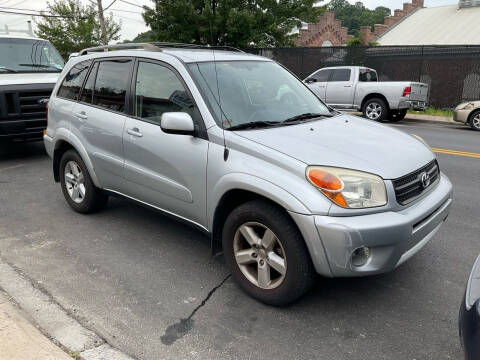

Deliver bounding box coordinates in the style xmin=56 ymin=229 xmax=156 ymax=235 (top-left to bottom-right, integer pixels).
xmin=402 ymin=86 xmax=412 ymax=97
xmin=43 ymin=103 xmax=49 ymax=136
xmin=46 ymin=103 xmax=49 ymax=124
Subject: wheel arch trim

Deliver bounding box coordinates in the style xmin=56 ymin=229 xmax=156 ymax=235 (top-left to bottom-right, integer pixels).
xmin=52 ymin=130 xmax=102 ymax=188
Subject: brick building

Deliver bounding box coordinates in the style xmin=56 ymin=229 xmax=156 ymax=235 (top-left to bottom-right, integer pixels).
xmin=295 ymin=0 xmax=424 ymax=47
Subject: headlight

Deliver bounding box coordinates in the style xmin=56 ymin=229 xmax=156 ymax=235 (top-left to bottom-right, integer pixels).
xmin=306 ymin=166 xmax=387 ymax=209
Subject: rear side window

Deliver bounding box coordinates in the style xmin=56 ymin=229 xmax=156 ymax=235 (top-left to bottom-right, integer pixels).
xmin=57 ymin=60 xmax=92 ymax=100
xmin=311 ymin=69 xmax=332 ymax=82
xmin=79 ymin=62 xmax=98 ymax=104
xmin=134 ymin=61 xmax=195 ymax=125
xmin=359 ymin=69 xmax=378 ymax=82
xmin=330 ymin=69 xmax=351 ymax=82
xmin=92 ymin=59 xmax=133 ymax=113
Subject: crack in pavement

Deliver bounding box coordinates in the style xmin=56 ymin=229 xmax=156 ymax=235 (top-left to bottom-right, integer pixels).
xmin=160 ymin=274 xmax=231 ymax=345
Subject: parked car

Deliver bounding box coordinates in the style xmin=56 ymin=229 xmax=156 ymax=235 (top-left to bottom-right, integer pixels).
xmin=453 ymin=101 xmax=480 ymax=131
xmin=304 ymin=66 xmax=429 ymax=122
xmin=0 ymin=35 xmax=64 ymax=141
xmin=44 ymin=43 xmax=453 ymax=306
xmin=459 ymin=255 xmax=480 ymax=359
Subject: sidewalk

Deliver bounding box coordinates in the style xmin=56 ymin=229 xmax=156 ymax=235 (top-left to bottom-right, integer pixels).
xmin=0 ymin=293 xmax=72 ymax=360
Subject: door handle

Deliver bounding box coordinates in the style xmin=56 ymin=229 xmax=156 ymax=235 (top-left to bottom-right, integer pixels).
xmin=75 ymin=112 xmax=88 ymax=120
xmin=344 ymin=85 xmax=352 ymax=88
xmin=127 ymin=128 xmax=143 ymax=138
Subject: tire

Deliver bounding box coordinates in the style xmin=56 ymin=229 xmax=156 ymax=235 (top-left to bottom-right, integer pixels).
xmin=362 ymin=98 xmax=388 ymax=122
xmin=59 ymin=149 xmax=108 ymax=214
xmin=389 ymin=109 xmax=407 ymax=122
xmin=469 ymin=110 xmax=480 ymax=131
xmin=222 ymin=200 xmax=315 ymax=306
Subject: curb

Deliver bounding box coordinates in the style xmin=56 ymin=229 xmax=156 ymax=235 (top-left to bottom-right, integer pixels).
xmin=0 ymin=259 xmax=135 ymax=360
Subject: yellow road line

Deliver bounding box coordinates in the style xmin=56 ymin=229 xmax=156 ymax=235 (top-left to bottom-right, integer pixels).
xmin=432 ymin=148 xmax=480 ymax=159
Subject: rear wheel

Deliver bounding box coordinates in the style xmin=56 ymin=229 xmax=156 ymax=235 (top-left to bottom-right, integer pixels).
xmin=469 ymin=110 xmax=480 ymax=131
xmin=389 ymin=109 xmax=407 ymax=122
xmin=60 ymin=150 xmax=108 ymax=214
xmin=222 ymin=200 xmax=315 ymax=306
xmin=362 ymin=98 xmax=388 ymax=122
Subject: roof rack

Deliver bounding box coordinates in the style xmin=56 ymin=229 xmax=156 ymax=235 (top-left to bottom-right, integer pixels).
xmin=78 ymin=42 xmax=244 ymax=56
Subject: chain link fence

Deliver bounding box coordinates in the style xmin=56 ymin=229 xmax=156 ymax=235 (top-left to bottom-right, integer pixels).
xmin=246 ymin=46 xmax=480 ymax=109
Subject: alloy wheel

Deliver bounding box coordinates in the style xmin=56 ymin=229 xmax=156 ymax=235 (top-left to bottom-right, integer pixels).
xmin=233 ymin=222 xmax=287 ymax=289
xmin=64 ymin=161 xmax=86 ymax=204
xmin=366 ymin=102 xmax=382 ymax=120
xmin=472 ymin=114 xmax=480 ymax=130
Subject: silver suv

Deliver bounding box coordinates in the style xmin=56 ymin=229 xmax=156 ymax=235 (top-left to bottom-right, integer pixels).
xmin=44 ymin=43 xmax=453 ymax=305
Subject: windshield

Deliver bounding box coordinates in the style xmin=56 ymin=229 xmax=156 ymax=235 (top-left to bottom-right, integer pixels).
xmin=188 ymin=61 xmax=331 ymax=129
xmin=0 ymin=38 xmax=64 ymax=73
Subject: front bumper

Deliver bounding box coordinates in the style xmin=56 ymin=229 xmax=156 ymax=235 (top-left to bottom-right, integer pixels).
xmin=292 ymin=173 xmax=452 ymax=277
xmin=453 ymin=108 xmax=471 ymax=123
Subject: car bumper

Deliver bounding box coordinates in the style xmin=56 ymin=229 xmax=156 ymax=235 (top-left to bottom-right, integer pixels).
xmin=291 ymin=173 xmax=452 ymax=277
xmin=453 ymin=109 xmax=470 ymax=123
xmin=398 ymin=100 xmax=428 ymax=111
xmin=43 ymin=133 xmax=54 ymax=158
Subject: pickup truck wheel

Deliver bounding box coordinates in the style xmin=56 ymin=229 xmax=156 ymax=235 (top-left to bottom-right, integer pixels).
xmin=469 ymin=111 xmax=480 ymax=131
xmin=60 ymin=150 xmax=108 ymax=214
xmin=363 ymin=98 xmax=388 ymax=122
xmin=390 ymin=109 xmax=408 ymax=122
xmin=222 ymin=200 xmax=315 ymax=306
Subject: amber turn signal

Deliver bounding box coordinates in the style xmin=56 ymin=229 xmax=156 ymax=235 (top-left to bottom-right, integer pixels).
xmin=307 ymin=169 xmax=343 ymax=192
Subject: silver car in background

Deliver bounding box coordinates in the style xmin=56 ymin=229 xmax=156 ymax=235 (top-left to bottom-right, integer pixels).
xmin=454 ymin=100 xmax=480 ymax=131
xmin=44 ymin=43 xmax=453 ymax=305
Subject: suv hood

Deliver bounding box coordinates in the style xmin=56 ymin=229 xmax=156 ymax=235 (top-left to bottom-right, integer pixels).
xmin=0 ymin=73 xmax=59 ymax=86
xmin=234 ymin=114 xmax=435 ymax=180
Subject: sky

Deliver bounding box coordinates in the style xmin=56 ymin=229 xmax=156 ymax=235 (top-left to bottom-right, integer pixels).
xmin=0 ymin=0 xmax=460 ymax=41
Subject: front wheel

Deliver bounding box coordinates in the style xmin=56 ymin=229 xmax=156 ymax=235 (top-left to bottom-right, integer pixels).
xmin=362 ymin=98 xmax=388 ymax=122
xmin=222 ymin=200 xmax=315 ymax=306
xmin=60 ymin=150 xmax=108 ymax=214
xmin=469 ymin=110 xmax=480 ymax=131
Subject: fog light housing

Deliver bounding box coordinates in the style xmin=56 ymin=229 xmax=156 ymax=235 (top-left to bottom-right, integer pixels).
xmin=351 ymin=247 xmax=371 ymax=267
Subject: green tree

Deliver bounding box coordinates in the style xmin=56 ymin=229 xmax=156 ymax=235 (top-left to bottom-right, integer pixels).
xmin=36 ymin=0 xmax=121 ymax=59
xmin=142 ymin=0 xmax=325 ymax=48
xmin=328 ymin=0 xmax=391 ymax=36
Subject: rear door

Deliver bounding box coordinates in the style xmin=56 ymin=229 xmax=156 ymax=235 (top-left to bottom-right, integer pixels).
xmin=72 ymin=58 xmax=134 ymax=190
xmin=122 ymin=59 xmax=209 ymax=227
xmin=305 ymin=69 xmax=332 ymax=100
xmin=325 ymin=68 xmax=354 ymax=108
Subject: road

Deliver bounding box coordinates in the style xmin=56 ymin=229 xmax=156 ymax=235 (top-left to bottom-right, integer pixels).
xmin=0 ymin=120 xmax=478 ymax=360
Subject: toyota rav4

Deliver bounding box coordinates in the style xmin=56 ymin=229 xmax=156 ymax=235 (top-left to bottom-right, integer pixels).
xmin=44 ymin=43 xmax=453 ymax=305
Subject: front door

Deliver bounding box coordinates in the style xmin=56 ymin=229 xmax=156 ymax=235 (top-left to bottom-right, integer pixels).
xmin=305 ymin=69 xmax=332 ymax=101
xmin=122 ymin=60 xmax=209 ymax=228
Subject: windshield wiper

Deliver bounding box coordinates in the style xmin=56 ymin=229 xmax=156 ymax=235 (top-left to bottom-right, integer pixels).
xmin=0 ymin=67 xmax=18 ymax=73
xmin=227 ymin=121 xmax=280 ymax=131
xmin=281 ymin=112 xmax=333 ymax=124
xmin=18 ymin=64 xmax=62 ymax=71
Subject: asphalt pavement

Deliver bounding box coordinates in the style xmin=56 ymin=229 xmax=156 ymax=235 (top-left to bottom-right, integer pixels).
xmin=0 ymin=120 xmax=478 ymax=360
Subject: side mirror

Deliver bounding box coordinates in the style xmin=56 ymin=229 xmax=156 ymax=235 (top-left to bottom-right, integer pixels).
xmin=305 ymin=78 xmax=317 ymax=84
xmin=160 ymin=112 xmax=195 ymax=136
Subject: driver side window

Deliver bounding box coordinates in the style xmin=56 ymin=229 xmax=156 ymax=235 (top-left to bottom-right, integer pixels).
xmin=312 ymin=69 xmax=332 ymax=82
xmin=135 ymin=61 xmax=196 ymax=125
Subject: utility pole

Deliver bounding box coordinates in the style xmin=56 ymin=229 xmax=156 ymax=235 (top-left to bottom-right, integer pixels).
xmin=96 ymin=0 xmax=108 ymax=45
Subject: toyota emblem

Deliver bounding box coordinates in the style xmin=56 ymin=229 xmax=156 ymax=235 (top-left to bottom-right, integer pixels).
xmin=420 ymin=172 xmax=431 ymax=189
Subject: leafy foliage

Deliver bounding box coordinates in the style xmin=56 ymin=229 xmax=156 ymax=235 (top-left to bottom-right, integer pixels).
xmin=142 ymin=0 xmax=325 ymax=48
xmin=329 ymin=0 xmax=391 ymax=36
xmin=35 ymin=0 xmax=121 ymax=59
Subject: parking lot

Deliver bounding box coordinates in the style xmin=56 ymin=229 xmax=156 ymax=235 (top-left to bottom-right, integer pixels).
xmin=0 ymin=120 xmax=479 ymax=360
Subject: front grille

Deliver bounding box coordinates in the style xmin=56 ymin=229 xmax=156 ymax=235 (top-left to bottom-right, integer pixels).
xmin=0 ymin=83 xmax=54 ymax=137
xmin=392 ymin=160 xmax=440 ymax=205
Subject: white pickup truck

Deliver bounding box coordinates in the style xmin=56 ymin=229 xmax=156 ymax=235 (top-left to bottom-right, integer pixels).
xmin=304 ymin=66 xmax=429 ymax=122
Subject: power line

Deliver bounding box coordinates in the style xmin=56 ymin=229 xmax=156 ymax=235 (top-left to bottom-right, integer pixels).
xmin=104 ymin=0 xmax=117 ymax=11
xmin=0 ymin=9 xmax=81 ymax=18
xmin=118 ymin=0 xmax=143 ymax=8
xmin=110 ymin=8 xmax=142 ymax=14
